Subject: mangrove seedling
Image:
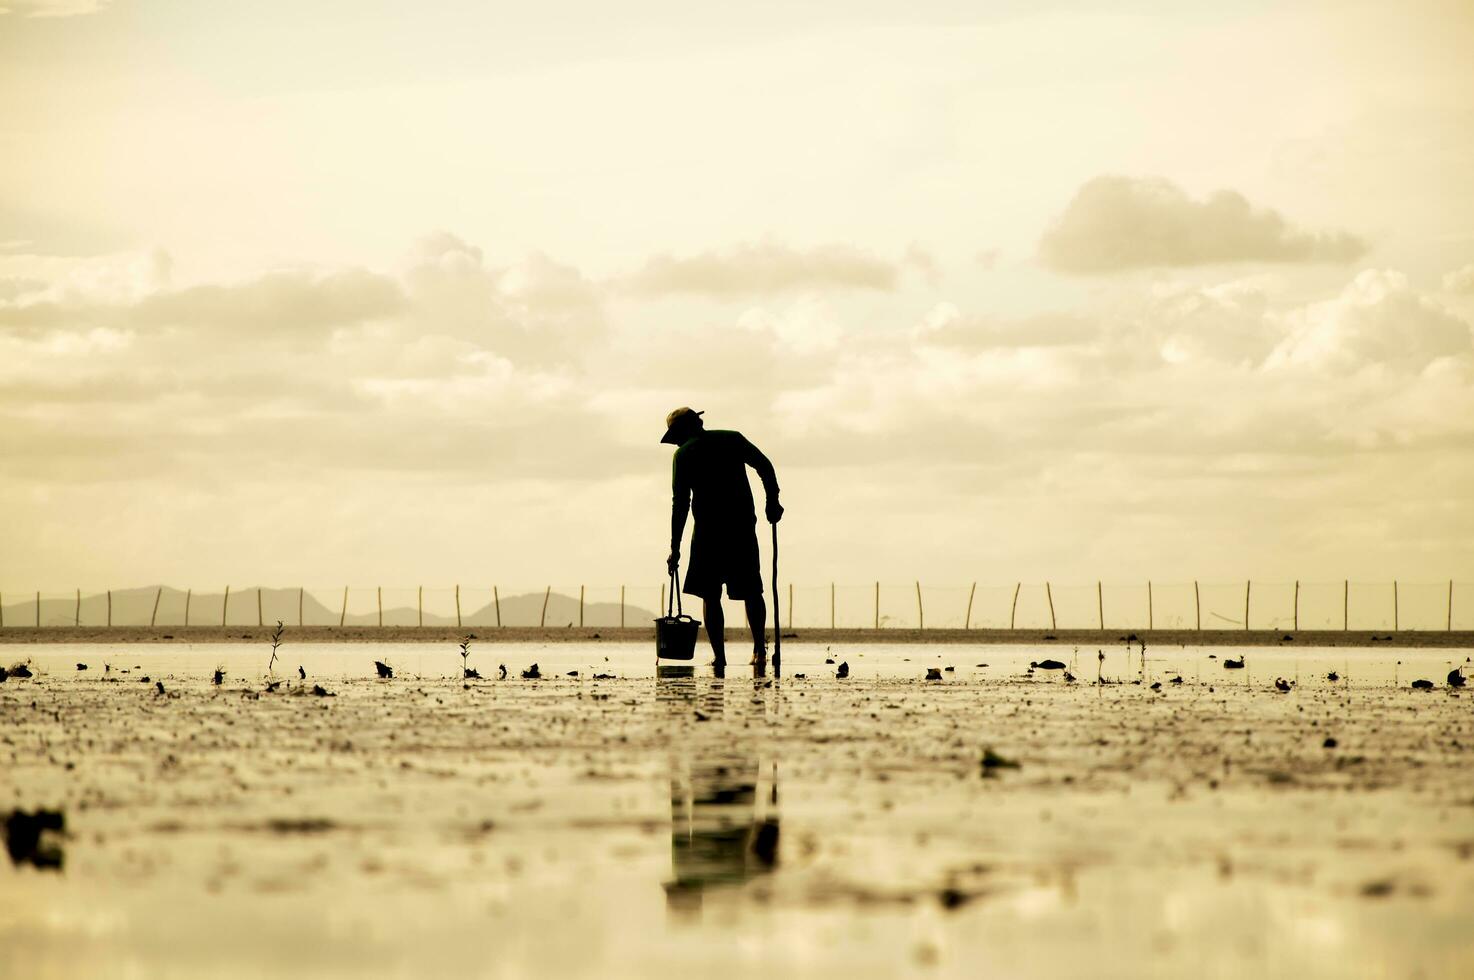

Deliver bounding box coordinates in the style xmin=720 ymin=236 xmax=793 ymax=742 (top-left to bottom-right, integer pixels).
xmin=212 ymin=666 xmax=225 ymax=685
xmin=267 ymin=620 xmax=284 ymax=675
xmin=374 ymin=660 xmax=393 ymax=679
xmin=459 ymin=636 xmax=480 ymax=679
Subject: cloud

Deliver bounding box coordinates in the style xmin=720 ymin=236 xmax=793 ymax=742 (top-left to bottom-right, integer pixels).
xmin=1268 ymin=269 xmax=1472 ymax=373
xmin=911 ymin=303 xmax=1100 ymax=350
xmin=0 ymin=1 xmax=110 ymax=19
xmin=1039 ymin=176 xmax=1367 ymax=274
xmin=1443 ymin=263 xmax=1474 ymax=294
xmin=623 ymin=241 xmax=900 ymax=297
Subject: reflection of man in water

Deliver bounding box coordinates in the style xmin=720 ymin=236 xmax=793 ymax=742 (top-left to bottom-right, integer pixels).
xmin=662 ymin=407 xmax=783 ymax=667
xmin=658 ymin=667 xmax=780 ymax=914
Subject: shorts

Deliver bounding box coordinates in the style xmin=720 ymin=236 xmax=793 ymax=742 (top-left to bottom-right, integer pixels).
xmin=683 ymin=520 xmax=763 ymax=600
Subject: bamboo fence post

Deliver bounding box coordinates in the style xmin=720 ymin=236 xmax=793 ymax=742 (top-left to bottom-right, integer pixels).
xmin=36 ymin=591 xmax=40 ymax=627
xmin=965 ymin=582 xmax=976 ymax=630
xmin=1147 ymin=581 xmax=1153 ymax=630
xmin=107 ymin=589 xmax=111 ymax=628
xmin=185 ymin=589 xmax=192 ymax=627
xmin=1449 ymin=580 xmax=1454 ymax=632
xmin=1194 ymin=580 xmax=1200 ymax=630
xmin=874 ymin=581 xmax=880 ymax=629
xmin=1393 ymin=580 xmax=1399 ymax=632
xmin=377 ymin=587 xmax=383 ymax=628
xmin=1244 ymin=581 xmax=1250 ymax=631
xmin=1097 ymin=581 xmax=1104 ymax=630
xmin=1293 ymin=580 xmax=1299 ymax=631
xmin=495 ymin=586 xmax=501 ymax=627
xmin=579 ymin=586 xmax=585 ymax=628
xmin=75 ymin=589 xmax=81 ymax=626
xmin=914 ymin=581 xmax=923 ymax=630
xmin=1009 ymin=582 xmax=1020 ymax=630
xmin=1343 ymin=579 xmax=1349 ymax=630
xmin=340 ymin=587 xmax=348 ymax=627
xmin=257 ymin=587 xmax=263 ymax=627
xmin=620 ymin=585 xmax=625 ymax=628
xmin=830 ymin=583 xmax=835 ymax=630
xmin=222 ymin=586 xmax=230 ymax=627
xmin=1 ymin=591 xmax=5 ymax=628
xmin=539 ymin=587 xmax=550 ymax=628
xmin=298 ymin=587 xmax=303 ymax=627
xmin=788 ymin=583 xmax=794 ymax=629
xmin=1045 ymin=582 xmax=1056 ymax=630
xmin=455 ymin=585 xmax=462 ymax=628
xmin=418 ymin=586 xmax=423 ymax=628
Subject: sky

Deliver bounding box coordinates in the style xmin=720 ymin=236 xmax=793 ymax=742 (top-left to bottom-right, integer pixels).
xmin=2 ymin=0 xmax=1473 ymax=596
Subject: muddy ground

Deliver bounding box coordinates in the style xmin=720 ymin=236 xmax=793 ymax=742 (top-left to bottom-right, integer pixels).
xmin=2 ymin=642 xmax=1472 ymax=978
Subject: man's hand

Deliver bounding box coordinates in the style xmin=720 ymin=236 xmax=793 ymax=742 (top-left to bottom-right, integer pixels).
xmin=765 ymin=499 xmax=784 ymax=524
xmin=667 ymin=549 xmax=680 ymax=575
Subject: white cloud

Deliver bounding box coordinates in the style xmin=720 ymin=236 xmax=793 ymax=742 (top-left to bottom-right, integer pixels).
xmin=1443 ymin=263 xmax=1474 ymax=294
xmin=623 ymin=241 xmax=900 ymax=297
xmin=0 ymin=1 xmax=109 ymax=18
xmin=1039 ymin=176 xmax=1367 ymax=274
xmin=1268 ymin=269 xmax=1471 ymax=373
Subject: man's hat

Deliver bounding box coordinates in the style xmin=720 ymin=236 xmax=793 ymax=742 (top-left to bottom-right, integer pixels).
xmin=661 ymin=407 xmax=704 ymax=445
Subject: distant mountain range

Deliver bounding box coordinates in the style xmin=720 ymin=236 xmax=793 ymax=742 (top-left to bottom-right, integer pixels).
xmin=0 ymin=586 xmax=660 ymax=629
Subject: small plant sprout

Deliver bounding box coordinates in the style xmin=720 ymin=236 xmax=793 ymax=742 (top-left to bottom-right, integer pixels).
xmin=459 ymin=636 xmax=480 ymax=679
xmin=267 ymin=620 xmax=284 ymax=675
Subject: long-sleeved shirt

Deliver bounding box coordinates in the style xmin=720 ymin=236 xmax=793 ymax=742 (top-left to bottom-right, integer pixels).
xmin=671 ymin=429 xmax=779 ymax=547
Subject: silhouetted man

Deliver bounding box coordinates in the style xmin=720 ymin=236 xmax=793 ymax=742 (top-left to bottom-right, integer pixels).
xmin=663 ymin=407 xmax=782 ymax=666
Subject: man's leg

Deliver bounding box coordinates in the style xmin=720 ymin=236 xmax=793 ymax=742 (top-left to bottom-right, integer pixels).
xmin=745 ymin=595 xmax=767 ymax=663
xmin=703 ymin=593 xmax=726 ymax=665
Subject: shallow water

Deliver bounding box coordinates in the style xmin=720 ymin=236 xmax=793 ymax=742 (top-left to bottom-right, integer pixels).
xmin=3 ymin=643 xmax=1473 ymax=978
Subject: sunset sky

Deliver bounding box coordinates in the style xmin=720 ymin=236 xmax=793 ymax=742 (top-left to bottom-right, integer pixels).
xmin=2 ymin=0 xmax=1472 ymax=596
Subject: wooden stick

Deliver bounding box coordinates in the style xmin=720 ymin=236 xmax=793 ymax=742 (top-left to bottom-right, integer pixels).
xmin=915 ymin=581 xmax=924 ymax=630
xmin=495 ymin=586 xmax=502 ymax=627
xmin=107 ymin=589 xmax=111 ymax=628
xmin=772 ymin=522 xmax=781 ymax=672
xmin=1147 ymin=581 xmax=1153 ymax=630
xmin=1 ymin=591 xmax=5 ymax=628
xmin=222 ymin=585 xmax=230 ymax=627
xmin=377 ymin=586 xmax=383 ymax=628
xmin=1293 ymin=580 xmax=1299 ymax=631
xmin=257 ymin=587 xmax=263 ymax=627
xmin=831 ymin=582 xmax=835 ymax=630
xmin=965 ymin=582 xmax=976 ymax=630
xmin=1045 ymin=581 xmax=1056 ymax=630
xmin=579 ymin=585 xmax=585 ymax=628
xmin=298 ymin=587 xmax=303 ymax=627
xmin=1010 ymin=583 xmax=1020 ymax=629
xmin=875 ymin=581 xmax=880 ymax=629
xmin=539 ymin=586 xmax=550 ymax=628
xmin=1450 ymin=580 xmax=1455 ymax=632
xmin=1097 ymin=581 xmax=1103 ymax=630
xmin=1344 ymin=579 xmax=1349 ymax=631
xmin=340 ymin=586 xmax=348 ymax=628
xmin=1194 ymin=580 xmax=1200 ymax=630
xmin=1393 ymin=580 xmax=1399 ymax=632
xmin=620 ymin=585 xmax=625 ymax=628
xmin=788 ymin=582 xmax=794 ymax=630
xmin=76 ymin=589 xmax=81 ymax=627
xmin=1244 ymin=580 xmax=1250 ymax=631
xmin=36 ymin=590 xmax=40 ymax=628
xmin=455 ymin=584 xmax=462 ymax=628
xmin=418 ymin=586 xmax=423 ymax=628
xmin=185 ymin=588 xmax=192 ymax=627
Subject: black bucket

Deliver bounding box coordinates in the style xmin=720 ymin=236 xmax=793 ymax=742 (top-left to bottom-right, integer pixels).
xmin=656 ymin=571 xmax=700 ymax=660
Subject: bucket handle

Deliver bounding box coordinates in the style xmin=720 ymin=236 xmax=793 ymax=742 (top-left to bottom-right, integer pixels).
xmin=667 ymin=569 xmax=682 ymax=618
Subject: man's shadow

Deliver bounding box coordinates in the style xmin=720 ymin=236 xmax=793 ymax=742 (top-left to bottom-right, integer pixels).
xmin=656 ymin=665 xmax=780 ymax=915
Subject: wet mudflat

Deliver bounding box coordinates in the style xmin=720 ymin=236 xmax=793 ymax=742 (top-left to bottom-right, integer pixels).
xmin=3 ymin=643 xmax=1472 ymax=979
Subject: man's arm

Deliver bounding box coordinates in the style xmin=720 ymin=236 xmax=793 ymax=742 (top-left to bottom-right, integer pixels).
xmin=743 ymin=437 xmax=783 ymax=523
xmin=669 ymin=451 xmax=691 ymax=573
